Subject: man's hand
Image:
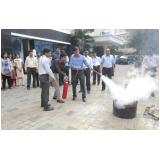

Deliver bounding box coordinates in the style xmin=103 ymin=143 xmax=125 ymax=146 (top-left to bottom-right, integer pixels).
xmin=91 ymin=72 xmax=93 ymax=76
xmin=113 ymin=69 xmax=115 ymax=73
xmin=53 ymin=78 xmax=56 ymax=82
xmin=100 ymin=68 xmax=102 ymax=73
xmin=25 ymin=70 xmax=27 ymax=73
xmin=90 ymin=67 xmax=93 ymax=70
xmin=77 ymin=66 xmax=81 ymax=69
xmin=63 ymin=76 xmax=69 ymax=81
xmin=36 ymin=69 xmax=38 ymax=73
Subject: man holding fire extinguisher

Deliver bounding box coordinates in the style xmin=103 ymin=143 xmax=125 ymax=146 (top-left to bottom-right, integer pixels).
xmin=70 ymin=46 xmax=93 ymax=102
xmin=51 ymin=52 xmax=68 ymax=103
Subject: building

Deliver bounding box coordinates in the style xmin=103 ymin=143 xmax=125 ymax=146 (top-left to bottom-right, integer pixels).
xmin=1 ymin=29 xmax=71 ymax=62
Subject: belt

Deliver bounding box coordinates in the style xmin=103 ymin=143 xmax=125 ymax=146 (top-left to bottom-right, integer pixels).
xmin=83 ymin=68 xmax=89 ymax=70
xmin=39 ymin=74 xmax=48 ymax=76
xmin=103 ymin=67 xmax=112 ymax=69
xmin=94 ymin=65 xmax=100 ymax=67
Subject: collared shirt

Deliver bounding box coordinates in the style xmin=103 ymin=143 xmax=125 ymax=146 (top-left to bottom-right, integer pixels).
xmin=36 ymin=57 xmax=41 ymax=65
xmin=51 ymin=59 xmax=66 ymax=76
xmin=135 ymin=55 xmax=143 ymax=64
xmin=93 ymin=56 xmax=101 ymax=66
xmin=142 ymin=54 xmax=159 ymax=69
xmin=52 ymin=52 xmax=61 ymax=62
xmin=83 ymin=56 xmax=93 ymax=69
xmin=113 ymin=56 xmax=116 ymax=64
xmin=65 ymin=56 xmax=69 ymax=66
xmin=1 ymin=58 xmax=13 ymax=74
xmin=38 ymin=55 xmax=54 ymax=78
xmin=25 ymin=56 xmax=38 ymax=70
xmin=70 ymin=54 xmax=91 ymax=70
xmin=33 ymin=49 xmax=36 ymax=57
xmin=101 ymin=54 xmax=114 ymax=68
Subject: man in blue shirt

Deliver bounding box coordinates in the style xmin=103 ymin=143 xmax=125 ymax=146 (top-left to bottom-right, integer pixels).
xmin=100 ymin=48 xmax=115 ymax=91
xmin=70 ymin=46 xmax=93 ymax=102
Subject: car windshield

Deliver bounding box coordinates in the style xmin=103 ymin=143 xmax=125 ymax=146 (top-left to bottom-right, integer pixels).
xmin=120 ymin=56 xmax=127 ymax=58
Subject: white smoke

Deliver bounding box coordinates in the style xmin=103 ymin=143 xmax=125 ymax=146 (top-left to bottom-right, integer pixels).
xmin=101 ymin=75 xmax=159 ymax=109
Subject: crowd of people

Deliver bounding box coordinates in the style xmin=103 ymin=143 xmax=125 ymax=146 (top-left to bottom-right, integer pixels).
xmin=1 ymin=46 xmax=159 ymax=111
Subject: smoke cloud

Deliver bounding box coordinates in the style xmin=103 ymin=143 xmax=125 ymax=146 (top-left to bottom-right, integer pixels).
xmin=101 ymin=75 xmax=158 ymax=109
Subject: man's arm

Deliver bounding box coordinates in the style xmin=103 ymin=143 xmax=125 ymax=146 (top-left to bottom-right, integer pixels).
xmin=100 ymin=63 xmax=103 ymax=73
xmin=54 ymin=60 xmax=66 ymax=76
xmin=25 ymin=57 xmax=28 ymax=71
xmin=35 ymin=58 xmax=38 ymax=70
xmin=70 ymin=56 xmax=79 ymax=69
xmin=83 ymin=58 xmax=91 ymax=68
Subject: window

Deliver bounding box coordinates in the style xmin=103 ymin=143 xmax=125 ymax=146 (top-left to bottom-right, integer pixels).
xmin=11 ymin=36 xmax=20 ymax=54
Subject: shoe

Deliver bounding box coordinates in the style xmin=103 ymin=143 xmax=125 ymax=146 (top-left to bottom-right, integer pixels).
xmin=3 ymin=89 xmax=7 ymax=91
xmin=53 ymin=97 xmax=57 ymax=99
xmin=98 ymin=83 xmax=100 ymax=85
xmin=151 ymin=93 xmax=155 ymax=97
xmin=37 ymin=85 xmax=39 ymax=87
xmin=92 ymin=83 xmax=96 ymax=85
xmin=44 ymin=107 xmax=54 ymax=111
xmin=101 ymin=88 xmax=105 ymax=91
xmin=87 ymin=91 xmax=90 ymax=94
xmin=33 ymin=86 xmax=36 ymax=88
xmin=82 ymin=98 xmax=86 ymax=102
xmin=41 ymin=104 xmax=51 ymax=108
xmin=57 ymin=100 xmax=65 ymax=103
xmin=27 ymin=87 xmax=30 ymax=90
xmin=73 ymin=97 xmax=76 ymax=101
xmin=79 ymin=90 xmax=82 ymax=93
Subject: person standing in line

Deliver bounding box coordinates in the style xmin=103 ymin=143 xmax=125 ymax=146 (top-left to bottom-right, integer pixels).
xmin=51 ymin=53 xmax=68 ymax=103
xmin=100 ymin=48 xmax=115 ymax=91
xmin=14 ymin=53 xmax=25 ymax=87
xmin=25 ymin=50 xmax=38 ymax=90
xmin=134 ymin=50 xmax=143 ymax=76
xmin=36 ymin=52 xmax=41 ymax=87
xmin=1 ymin=52 xmax=13 ymax=91
xmin=39 ymin=48 xmax=56 ymax=111
xmin=92 ymin=52 xmax=101 ymax=85
xmin=112 ymin=53 xmax=116 ymax=76
xmin=33 ymin=47 xmax=37 ymax=57
xmin=63 ymin=51 xmax=70 ymax=84
xmin=83 ymin=49 xmax=93 ymax=94
xmin=142 ymin=47 xmax=159 ymax=97
xmin=9 ymin=55 xmax=17 ymax=88
xmin=70 ymin=46 xmax=92 ymax=102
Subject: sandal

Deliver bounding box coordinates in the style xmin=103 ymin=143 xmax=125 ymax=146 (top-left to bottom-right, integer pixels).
xmin=3 ymin=89 xmax=7 ymax=91
xmin=17 ymin=85 xmax=20 ymax=87
xmin=22 ymin=84 xmax=25 ymax=86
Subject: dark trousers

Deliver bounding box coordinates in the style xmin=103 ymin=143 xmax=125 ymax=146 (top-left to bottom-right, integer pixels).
xmin=39 ymin=74 xmax=49 ymax=108
xmin=2 ymin=75 xmax=11 ymax=89
xmin=64 ymin=66 xmax=69 ymax=82
xmin=36 ymin=73 xmax=40 ymax=86
xmin=72 ymin=70 xmax=86 ymax=98
xmin=93 ymin=66 xmax=100 ymax=84
xmin=27 ymin=67 xmax=36 ymax=88
xmin=102 ymin=67 xmax=112 ymax=89
xmin=59 ymin=74 xmax=63 ymax=85
xmin=84 ymin=68 xmax=91 ymax=91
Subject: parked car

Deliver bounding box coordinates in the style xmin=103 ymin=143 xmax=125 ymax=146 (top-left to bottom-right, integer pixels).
xmin=118 ymin=56 xmax=135 ymax=65
xmin=115 ymin=55 xmax=120 ymax=64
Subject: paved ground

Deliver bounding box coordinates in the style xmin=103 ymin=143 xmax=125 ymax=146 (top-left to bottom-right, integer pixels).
xmin=1 ymin=64 xmax=159 ymax=130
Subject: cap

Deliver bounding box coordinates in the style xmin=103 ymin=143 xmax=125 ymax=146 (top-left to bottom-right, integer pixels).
xmin=93 ymin=51 xmax=97 ymax=55
xmin=84 ymin=48 xmax=88 ymax=52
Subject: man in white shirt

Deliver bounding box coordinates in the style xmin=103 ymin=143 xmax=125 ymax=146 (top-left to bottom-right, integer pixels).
xmin=83 ymin=49 xmax=93 ymax=94
xmin=142 ymin=47 xmax=159 ymax=97
xmin=39 ymin=48 xmax=56 ymax=111
xmin=33 ymin=47 xmax=37 ymax=57
xmin=92 ymin=52 xmax=101 ymax=85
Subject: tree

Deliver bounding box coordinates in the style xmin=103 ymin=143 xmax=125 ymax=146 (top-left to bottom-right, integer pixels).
xmin=126 ymin=29 xmax=159 ymax=54
xmin=69 ymin=29 xmax=95 ymax=53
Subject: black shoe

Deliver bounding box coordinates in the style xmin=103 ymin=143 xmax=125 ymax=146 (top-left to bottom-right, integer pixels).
xmin=33 ymin=86 xmax=36 ymax=88
xmin=37 ymin=85 xmax=39 ymax=87
xmin=151 ymin=93 xmax=155 ymax=97
xmin=92 ymin=83 xmax=96 ymax=85
xmin=57 ymin=100 xmax=65 ymax=103
xmin=79 ymin=90 xmax=82 ymax=93
xmin=77 ymin=83 xmax=79 ymax=85
xmin=27 ymin=87 xmax=30 ymax=90
xmin=44 ymin=107 xmax=54 ymax=111
xmin=87 ymin=91 xmax=90 ymax=94
xmin=73 ymin=97 xmax=76 ymax=101
xmin=53 ymin=97 xmax=57 ymax=99
xmin=98 ymin=83 xmax=100 ymax=85
xmin=101 ymin=88 xmax=105 ymax=91
xmin=41 ymin=104 xmax=51 ymax=108
xmin=82 ymin=98 xmax=86 ymax=102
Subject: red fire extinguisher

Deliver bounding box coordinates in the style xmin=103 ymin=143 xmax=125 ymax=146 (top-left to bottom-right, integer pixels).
xmin=62 ymin=81 xmax=69 ymax=99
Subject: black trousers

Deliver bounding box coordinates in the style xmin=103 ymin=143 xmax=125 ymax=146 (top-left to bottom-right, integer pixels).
xmin=39 ymin=74 xmax=49 ymax=108
xmin=84 ymin=68 xmax=91 ymax=91
xmin=36 ymin=73 xmax=40 ymax=86
xmin=2 ymin=75 xmax=11 ymax=89
xmin=64 ymin=66 xmax=69 ymax=82
xmin=102 ymin=67 xmax=112 ymax=89
xmin=93 ymin=66 xmax=100 ymax=84
xmin=72 ymin=70 xmax=86 ymax=98
xmin=27 ymin=67 xmax=36 ymax=88
xmin=59 ymin=74 xmax=63 ymax=85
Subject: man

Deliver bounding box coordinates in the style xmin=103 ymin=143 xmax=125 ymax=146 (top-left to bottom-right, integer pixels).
xmin=112 ymin=53 xmax=116 ymax=76
xmin=25 ymin=50 xmax=38 ymax=90
xmin=36 ymin=52 xmax=41 ymax=87
xmin=135 ymin=50 xmax=143 ymax=76
xmin=100 ymin=48 xmax=115 ymax=91
xmin=92 ymin=52 xmax=101 ymax=85
xmin=89 ymin=51 xmax=93 ymax=58
xmin=83 ymin=49 xmax=93 ymax=94
xmin=70 ymin=46 xmax=93 ymax=102
xmin=51 ymin=53 xmax=68 ymax=103
xmin=33 ymin=47 xmax=37 ymax=57
xmin=64 ymin=51 xmax=70 ymax=84
xmin=39 ymin=48 xmax=56 ymax=111
xmin=142 ymin=47 xmax=159 ymax=97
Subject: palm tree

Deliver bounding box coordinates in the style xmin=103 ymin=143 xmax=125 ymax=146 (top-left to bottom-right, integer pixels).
xmin=69 ymin=29 xmax=95 ymax=53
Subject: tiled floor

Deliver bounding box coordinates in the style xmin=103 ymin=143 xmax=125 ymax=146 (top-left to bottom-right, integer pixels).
xmin=1 ymin=64 xmax=159 ymax=130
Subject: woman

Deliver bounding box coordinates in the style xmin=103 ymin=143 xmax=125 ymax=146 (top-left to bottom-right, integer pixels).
xmin=14 ymin=53 xmax=25 ymax=86
xmin=9 ymin=55 xmax=17 ymax=87
xmin=1 ymin=52 xmax=13 ymax=91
